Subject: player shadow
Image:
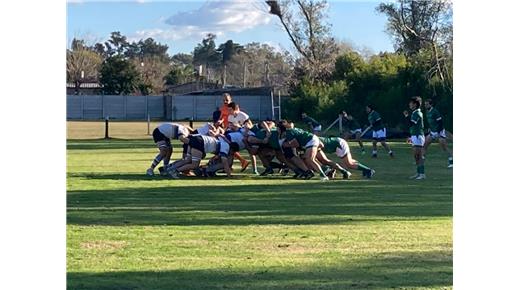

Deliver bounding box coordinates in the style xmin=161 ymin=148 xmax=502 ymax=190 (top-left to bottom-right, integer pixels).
xmin=67 ymin=181 xmax=452 ymax=226
xmin=67 ymin=249 xmax=452 ymax=289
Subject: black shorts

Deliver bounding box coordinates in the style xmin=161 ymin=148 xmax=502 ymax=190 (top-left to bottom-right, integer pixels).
xmin=188 ymin=135 xmax=205 ymax=153
xmin=282 ymin=147 xmax=296 ymax=159
xmin=153 ymin=128 xmax=171 ymax=147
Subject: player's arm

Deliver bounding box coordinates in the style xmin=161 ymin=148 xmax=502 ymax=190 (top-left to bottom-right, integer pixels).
xmin=435 ymin=112 xmax=444 ymax=130
xmin=184 ymin=125 xmax=195 ymax=133
xmin=283 ymin=139 xmax=300 ymax=148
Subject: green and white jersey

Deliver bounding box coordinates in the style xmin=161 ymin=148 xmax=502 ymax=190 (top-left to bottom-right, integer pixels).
xmin=255 ymin=128 xmax=281 ymax=150
xmin=409 ymin=109 xmax=424 ymax=136
xmin=319 ymin=136 xmax=341 ymax=153
xmin=426 ymin=107 xmax=444 ymax=133
xmin=368 ymin=110 xmax=384 ymax=131
xmin=249 ymin=124 xmax=262 ymax=135
xmin=286 ymin=128 xmax=314 ymax=148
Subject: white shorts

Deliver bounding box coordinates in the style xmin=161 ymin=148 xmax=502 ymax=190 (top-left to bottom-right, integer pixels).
xmin=429 ymin=129 xmax=447 ymax=140
xmin=350 ymin=129 xmax=362 ymax=135
xmin=411 ymin=135 xmax=425 ymax=147
xmin=304 ymin=135 xmax=320 ymax=148
xmin=372 ymin=128 xmax=387 ymax=140
xmin=313 ymin=125 xmax=322 ymax=132
xmin=335 ymin=138 xmax=351 ymax=158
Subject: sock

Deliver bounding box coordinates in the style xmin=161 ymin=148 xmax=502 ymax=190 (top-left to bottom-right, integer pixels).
xmin=417 ymin=165 xmax=425 ymax=174
xmin=448 ymin=157 xmax=453 ymax=164
xmin=356 ymin=163 xmax=371 ymax=172
xmin=372 ymin=150 xmax=377 ymax=155
xmin=163 ymin=156 xmax=170 ymax=167
xmin=316 ymin=167 xmax=326 ymax=177
xmin=388 ymin=150 xmax=393 ymax=154
xmin=151 ymin=154 xmax=163 ymax=169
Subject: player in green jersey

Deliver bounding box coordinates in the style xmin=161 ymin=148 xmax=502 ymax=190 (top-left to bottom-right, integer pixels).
xmin=245 ymin=120 xmax=295 ymax=176
xmin=318 ymin=136 xmax=375 ymax=179
xmin=301 ymin=113 xmax=322 ymax=135
xmin=341 ymin=111 xmax=365 ymax=154
xmin=365 ymin=104 xmax=394 ymax=158
xmin=423 ymin=99 xmax=453 ymax=168
xmin=403 ymin=96 xmax=426 ymax=180
xmin=278 ymin=120 xmax=329 ymax=181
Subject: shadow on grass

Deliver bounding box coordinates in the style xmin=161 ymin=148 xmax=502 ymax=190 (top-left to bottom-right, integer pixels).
xmin=67 ymin=139 xmax=156 ymax=150
xmin=67 ymin=180 xmax=452 ymax=226
xmin=67 ymin=250 xmax=452 ymax=290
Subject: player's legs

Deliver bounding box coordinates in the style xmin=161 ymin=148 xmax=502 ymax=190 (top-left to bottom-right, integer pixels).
xmin=379 ymin=129 xmax=393 ymax=156
xmin=410 ymin=135 xmax=426 ymax=179
xmin=340 ymin=153 xmax=374 ymax=178
xmin=315 ymin=150 xmax=350 ymax=179
xmin=380 ymin=140 xmax=393 ymax=157
xmin=413 ymin=146 xmax=425 ymax=178
xmin=303 ymin=146 xmax=327 ymax=179
xmin=371 ymin=140 xmax=378 ymax=157
xmin=283 ymin=147 xmax=309 ymax=177
xmin=175 ymin=148 xmax=203 ymax=174
xmin=355 ymin=131 xmax=365 ymax=153
xmin=163 ymin=147 xmax=173 ymax=168
xmin=148 ymin=136 xmax=172 ymax=175
xmin=423 ymin=135 xmax=434 ymax=156
xmin=233 ymin=152 xmax=250 ymax=171
xmin=438 ymin=135 xmax=453 ymax=167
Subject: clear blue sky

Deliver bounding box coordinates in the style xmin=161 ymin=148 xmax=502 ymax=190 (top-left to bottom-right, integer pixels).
xmin=67 ymin=0 xmax=395 ymax=55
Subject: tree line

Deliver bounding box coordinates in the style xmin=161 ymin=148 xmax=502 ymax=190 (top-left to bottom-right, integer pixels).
xmin=66 ymin=31 xmax=293 ymax=96
xmin=268 ymin=0 xmax=452 ymax=130
xmin=66 ymin=0 xmax=452 ymax=130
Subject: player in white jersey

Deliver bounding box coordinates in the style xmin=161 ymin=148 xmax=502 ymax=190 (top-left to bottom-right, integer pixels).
xmin=170 ymin=134 xmax=237 ymax=178
xmin=226 ymin=102 xmax=252 ymax=172
xmin=146 ymin=123 xmax=192 ymax=176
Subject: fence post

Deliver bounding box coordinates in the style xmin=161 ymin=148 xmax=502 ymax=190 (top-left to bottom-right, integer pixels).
xmin=338 ymin=114 xmax=343 ymax=134
xmin=147 ymin=114 xmax=151 ymax=135
xmin=81 ymin=95 xmax=85 ymax=120
xmin=278 ymin=90 xmax=281 ymax=120
xmin=124 ymin=95 xmax=128 ymax=120
xmin=189 ymin=118 xmax=193 ymax=129
xmin=104 ymin=116 xmax=109 ymax=139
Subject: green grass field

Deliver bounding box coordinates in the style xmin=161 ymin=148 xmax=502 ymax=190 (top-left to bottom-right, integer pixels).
xmin=67 ymin=124 xmax=452 ymax=289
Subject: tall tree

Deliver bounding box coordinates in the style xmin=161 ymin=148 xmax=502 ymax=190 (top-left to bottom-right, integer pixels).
xmin=171 ymin=53 xmax=193 ymax=66
xmin=100 ymin=55 xmax=140 ymax=95
xmin=105 ymin=31 xmax=129 ymax=56
xmin=66 ymin=38 xmax=103 ymax=94
xmin=377 ymin=0 xmax=452 ymax=92
xmin=164 ymin=65 xmax=195 ymax=86
xmin=266 ymin=0 xmax=338 ymax=81
xmin=218 ymin=40 xmax=243 ymax=64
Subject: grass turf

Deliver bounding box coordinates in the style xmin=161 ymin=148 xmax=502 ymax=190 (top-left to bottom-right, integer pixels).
xmin=67 ymin=138 xmax=452 ymax=289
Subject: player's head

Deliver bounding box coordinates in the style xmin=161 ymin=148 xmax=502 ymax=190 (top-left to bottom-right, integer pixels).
xmin=366 ymin=104 xmax=375 ymax=113
xmin=340 ymin=110 xmax=347 ymax=117
xmin=212 ymin=110 xmax=221 ymax=123
xmin=301 ymin=112 xmax=307 ymax=119
xmin=425 ymin=98 xmax=434 ymax=109
xmin=277 ymin=120 xmax=289 ymax=132
xmin=409 ymin=96 xmax=422 ymax=110
xmin=222 ymin=93 xmax=232 ymax=105
xmin=228 ymin=102 xmax=239 ymax=113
